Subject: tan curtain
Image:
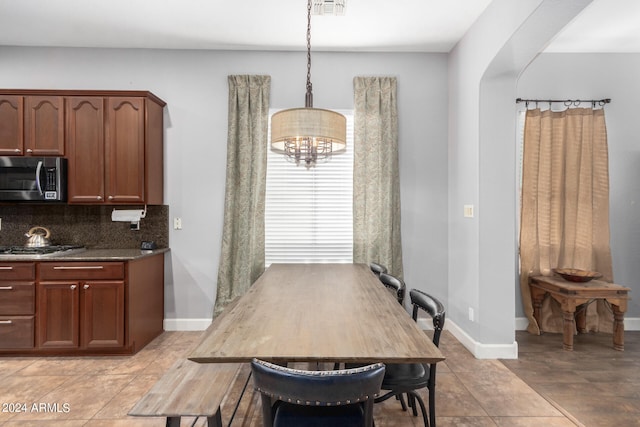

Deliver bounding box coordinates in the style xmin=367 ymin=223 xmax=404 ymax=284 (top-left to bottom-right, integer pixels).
xmin=353 ymin=76 xmax=403 ymax=278
xmin=519 ymin=107 xmax=613 ymax=334
xmin=214 ymin=75 xmax=270 ymax=316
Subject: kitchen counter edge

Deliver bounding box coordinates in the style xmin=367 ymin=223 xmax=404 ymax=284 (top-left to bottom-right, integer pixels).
xmin=15 ymin=248 xmax=171 ymax=262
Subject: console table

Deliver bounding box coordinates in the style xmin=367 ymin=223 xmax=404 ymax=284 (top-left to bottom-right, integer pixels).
xmin=529 ymin=275 xmax=630 ymax=351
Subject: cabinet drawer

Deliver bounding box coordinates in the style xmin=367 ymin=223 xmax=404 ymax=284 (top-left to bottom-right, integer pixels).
xmin=0 ymin=316 xmax=35 ymax=349
xmin=0 ymin=263 xmax=35 ymax=280
xmin=0 ymin=282 xmax=35 ymax=314
xmin=39 ymin=262 xmax=125 ymax=280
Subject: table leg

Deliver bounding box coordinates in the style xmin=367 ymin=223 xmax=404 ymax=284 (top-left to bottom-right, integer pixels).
xmin=529 ymin=286 xmax=545 ymax=332
xmin=612 ymin=304 xmax=625 ymax=351
xmin=206 ymin=407 xmax=223 ymax=427
xmin=575 ymin=304 xmax=587 ymax=333
xmin=562 ymin=310 xmax=575 ymax=351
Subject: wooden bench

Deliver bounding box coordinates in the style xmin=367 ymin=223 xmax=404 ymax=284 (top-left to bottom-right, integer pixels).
xmin=129 ymin=298 xmax=244 ymax=427
xmin=129 ymin=358 xmax=242 ymax=427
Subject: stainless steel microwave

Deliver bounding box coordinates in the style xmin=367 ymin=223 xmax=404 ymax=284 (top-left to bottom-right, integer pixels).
xmin=0 ymin=156 xmax=67 ymax=202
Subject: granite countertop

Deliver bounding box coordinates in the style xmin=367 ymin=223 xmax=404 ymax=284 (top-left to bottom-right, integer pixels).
xmin=0 ymin=248 xmax=170 ymax=262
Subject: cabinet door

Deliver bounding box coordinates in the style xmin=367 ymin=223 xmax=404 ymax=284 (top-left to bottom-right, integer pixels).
xmin=25 ymin=96 xmax=65 ymax=156
xmin=81 ymin=281 xmax=125 ymax=348
xmin=0 ymin=95 xmax=24 ymax=155
xmin=106 ymin=97 xmax=145 ymax=204
xmin=37 ymin=282 xmax=80 ymax=348
xmin=67 ymin=97 xmax=106 ymax=203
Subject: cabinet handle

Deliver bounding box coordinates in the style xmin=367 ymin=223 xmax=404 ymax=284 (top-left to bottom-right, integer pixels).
xmin=0 ymin=266 xmax=14 ymax=270
xmin=0 ymin=320 xmax=12 ymax=325
xmin=0 ymin=286 xmax=14 ymax=290
xmin=26 ymin=148 xmax=33 ymax=153
xmin=70 ymin=285 xmax=77 ymax=290
xmin=84 ymin=284 xmax=89 ymax=290
xmin=97 ymin=196 xmax=103 ymax=200
xmin=53 ymin=266 xmax=104 ymax=270
xmin=13 ymin=148 xmax=21 ymax=153
xmin=108 ymin=196 xmax=114 ymax=200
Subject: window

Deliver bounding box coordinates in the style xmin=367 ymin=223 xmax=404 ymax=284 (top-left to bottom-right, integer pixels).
xmin=265 ymin=109 xmax=354 ymax=265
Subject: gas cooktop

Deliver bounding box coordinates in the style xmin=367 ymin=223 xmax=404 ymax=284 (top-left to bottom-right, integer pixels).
xmin=0 ymin=245 xmax=85 ymax=258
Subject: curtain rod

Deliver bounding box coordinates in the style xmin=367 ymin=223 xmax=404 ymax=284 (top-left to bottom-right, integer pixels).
xmin=516 ymin=98 xmax=611 ymax=106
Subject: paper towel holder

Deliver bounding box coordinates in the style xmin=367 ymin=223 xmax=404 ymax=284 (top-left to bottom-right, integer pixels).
xmin=111 ymin=205 xmax=147 ymax=230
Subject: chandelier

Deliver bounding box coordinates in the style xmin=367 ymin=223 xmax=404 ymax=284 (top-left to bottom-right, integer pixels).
xmin=270 ymin=0 xmax=346 ymax=167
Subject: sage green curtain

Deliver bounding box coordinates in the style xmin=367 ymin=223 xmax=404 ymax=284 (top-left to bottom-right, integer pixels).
xmin=214 ymin=75 xmax=270 ymax=316
xmin=353 ymin=76 xmax=403 ymax=278
xmin=519 ymin=107 xmax=613 ymax=334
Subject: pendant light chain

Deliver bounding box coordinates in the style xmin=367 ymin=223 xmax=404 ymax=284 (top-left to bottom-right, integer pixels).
xmin=269 ymin=0 xmax=346 ymax=167
xmin=305 ymin=0 xmax=313 ymax=108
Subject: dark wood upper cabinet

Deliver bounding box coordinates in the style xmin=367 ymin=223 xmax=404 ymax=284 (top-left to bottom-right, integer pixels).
xmin=0 ymin=95 xmax=24 ymax=155
xmin=66 ymin=97 xmax=106 ymax=203
xmin=106 ymin=97 xmax=146 ymax=204
xmin=0 ymin=89 xmax=165 ymax=205
xmin=0 ymin=94 xmax=65 ymax=156
xmin=25 ymin=96 xmax=65 ymax=156
xmin=66 ymin=92 xmax=164 ymax=205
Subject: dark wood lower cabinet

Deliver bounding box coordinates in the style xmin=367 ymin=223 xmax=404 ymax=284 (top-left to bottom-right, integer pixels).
xmin=83 ymin=280 xmax=125 ymax=348
xmin=0 ymin=316 xmax=34 ymax=349
xmin=37 ymin=280 xmax=125 ymax=349
xmin=0 ymin=264 xmax=35 ymax=349
xmin=0 ymin=254 xmax=163 ymax=356
xmin=37 ymin=282 xmax=80 ymax=348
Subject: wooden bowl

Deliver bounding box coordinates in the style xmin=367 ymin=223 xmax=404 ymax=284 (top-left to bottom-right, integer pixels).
xmin=552 ymin=268 xmax=602 ymax=283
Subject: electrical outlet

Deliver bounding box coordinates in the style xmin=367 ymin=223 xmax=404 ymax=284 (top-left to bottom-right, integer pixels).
xmin=464 ymin=205 xmax=474 ymax=218
xmin=468 ymin=307 xmax=474 ymax=322
xmin=173 ymin=217 xmax=182 ymax=230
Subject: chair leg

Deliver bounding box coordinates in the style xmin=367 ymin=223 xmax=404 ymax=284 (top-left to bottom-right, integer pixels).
xmin=407 ymin=393 xmax=418 ymax=416
xmin=396 ymin=393 xmax=408 ymax=411
xmin=428 ymin=386 xmax=436 ymax=427
xmin=407 ymin=391 xmax=429 ymax=427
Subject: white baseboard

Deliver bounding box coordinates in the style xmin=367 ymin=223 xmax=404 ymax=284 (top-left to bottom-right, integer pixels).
xmin=418 ymin=318 xmax=518 ymax=359
xmin=515 ymin=316 xmax=640 ymax=331
xmin=447 ymin=320 xmax=519 ymax=359
xmin=163 ymin=318 xmax=212 ymax=331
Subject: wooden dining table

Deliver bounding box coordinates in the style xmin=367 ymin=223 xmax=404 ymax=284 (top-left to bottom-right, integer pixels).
xmin=188 ymin=263 xmax=445 ymax=365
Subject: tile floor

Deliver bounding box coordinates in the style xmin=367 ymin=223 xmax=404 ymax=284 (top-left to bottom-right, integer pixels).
xmin=0 ymin=329 xmax=636 ymax=426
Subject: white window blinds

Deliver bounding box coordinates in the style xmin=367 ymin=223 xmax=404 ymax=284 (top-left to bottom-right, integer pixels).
xmin=265 ymin=109 xmax=354 ymax=266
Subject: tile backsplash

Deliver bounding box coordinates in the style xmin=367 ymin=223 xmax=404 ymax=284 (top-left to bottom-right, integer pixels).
xmin=0 ymin=204 xmax=168 ymax=249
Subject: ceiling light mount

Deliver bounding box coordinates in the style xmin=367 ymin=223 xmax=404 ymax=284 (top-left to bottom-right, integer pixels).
xmin=312 ymin=0 xmax=346 ymax=16
xmin=271 ymin=0 xmax=346 ymax=167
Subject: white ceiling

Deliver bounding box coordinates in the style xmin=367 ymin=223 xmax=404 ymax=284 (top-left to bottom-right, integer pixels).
xmin=0 ymin=0 xmax=638 ymax=53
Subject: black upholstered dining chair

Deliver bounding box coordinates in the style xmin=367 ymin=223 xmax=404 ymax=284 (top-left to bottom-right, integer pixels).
xmin=369 ymin=262 xmax=387 ymax=276
xmin=251 ymin=359 xmax=385 ymax=427
xmin=379 ymin=272 xmax=406 ymax=305
xmin=375 ymin=289 xmax=445 ymax=427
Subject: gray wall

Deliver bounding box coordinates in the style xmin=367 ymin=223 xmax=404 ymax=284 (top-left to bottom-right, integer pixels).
xmin=0 ymin=47 xmax=449 ymax=325
xmin=516 ymin=52 xmax=640 ymax=319
xmin=446 ymin=0 xmax=591 ymax=355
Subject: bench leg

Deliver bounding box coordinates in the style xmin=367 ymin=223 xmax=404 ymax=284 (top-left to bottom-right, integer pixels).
xmin=207 ymin=407 xmax=223 ymax=427
xmin=166 ymin=417 xmax=180 ymax=427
